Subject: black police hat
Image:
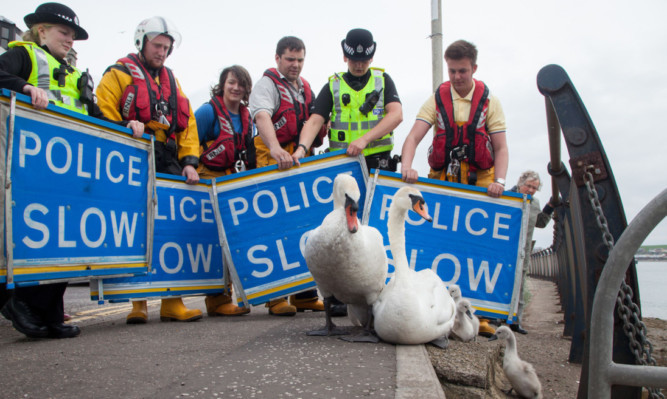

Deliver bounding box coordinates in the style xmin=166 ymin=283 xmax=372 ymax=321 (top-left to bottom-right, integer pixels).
xmin=341 ymin=28 xmax=376 ymax=61
xmin=24 ymin=2 xmax=88 ymax=40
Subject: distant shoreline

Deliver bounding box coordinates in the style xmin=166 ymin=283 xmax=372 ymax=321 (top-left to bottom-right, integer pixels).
xmin=636 ymin=256 xmax=667 ymax=262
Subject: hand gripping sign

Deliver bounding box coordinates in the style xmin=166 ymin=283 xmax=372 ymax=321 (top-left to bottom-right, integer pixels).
xmin=213 ymin=151 xmax=368 ymax=307
xmin=363 ymin=171 xmax=530 ymax=322
xmin=0 ymin=90 xmax=153 ymax=288
xmin=91 ymin=174 xmax=224 ymax=302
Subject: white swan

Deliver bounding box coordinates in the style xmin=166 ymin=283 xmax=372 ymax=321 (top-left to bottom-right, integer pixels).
xmin=372 ymin=186 xmax=456 ymax=348
xmin=304 ymin=174 xmax=387 ymax=341
xmin=450 ymin=298 xmax=480 ymax=342
xmin=489 ymin=326 xmax=543 ymax=399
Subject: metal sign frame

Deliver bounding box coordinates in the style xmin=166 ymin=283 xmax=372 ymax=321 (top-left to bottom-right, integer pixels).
xmin=363 ymin=170 xmax=529 ymax=322
xmin=213 ymin=151 xmax=368 ymax=307
xmin=0 ymin=89 xmax=154 ymax=288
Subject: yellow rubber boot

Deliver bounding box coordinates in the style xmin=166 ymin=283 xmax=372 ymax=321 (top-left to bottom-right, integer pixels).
xmin=266 ymin=298 xmax=296 ymax=316
xmin=290 ymin=295 xmax=324 ymax=312
xmin=478 ymin=318 xmax=496 ymax=337
xmin=127 ymin=300 xmax=148 ymax=324
xmin=159 ymin=297 xmax=203 ymax=322
xmin=205 ymin=293 xmax=250 ymax=317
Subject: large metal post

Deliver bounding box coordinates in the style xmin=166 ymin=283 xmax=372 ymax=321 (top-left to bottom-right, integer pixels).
xmin=537 ymin=64 xmax=643 ymax=399
xmin=430 ymin=0 xmax=443 ymax=92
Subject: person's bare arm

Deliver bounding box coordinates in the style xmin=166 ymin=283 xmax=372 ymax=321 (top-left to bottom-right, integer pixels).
xmin=487 ymin=132 xmax=508 ymax=198
xmin=400 ymin=119 xmax=431 ymax=183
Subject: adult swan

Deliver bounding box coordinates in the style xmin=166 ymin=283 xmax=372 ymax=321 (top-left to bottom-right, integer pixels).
xmin=304 ymin=174 xmax=387 ymax=342
xmin=373 ymin=186 xmax=456 ymax=348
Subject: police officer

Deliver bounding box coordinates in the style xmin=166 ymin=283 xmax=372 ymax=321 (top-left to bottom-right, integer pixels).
xmin=0 ymin=2 xmax=140 ymax=339
xmin=293 ymin=28 xmax=403 ymax=172
xmin=292 ymin=28 xmax=402 ymax=317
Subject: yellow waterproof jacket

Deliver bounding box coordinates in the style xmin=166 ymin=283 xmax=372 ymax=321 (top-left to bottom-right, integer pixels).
xmin=96 ymin=60 xmax=200 ymax=166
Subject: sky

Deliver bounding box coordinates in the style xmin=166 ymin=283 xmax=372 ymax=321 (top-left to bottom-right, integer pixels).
xmin=3 ymin=0 xmax=666 ymax=249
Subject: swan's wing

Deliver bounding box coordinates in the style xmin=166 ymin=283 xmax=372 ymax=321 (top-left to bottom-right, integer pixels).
xmin=520 ymin=360 xmax=537 ymax=375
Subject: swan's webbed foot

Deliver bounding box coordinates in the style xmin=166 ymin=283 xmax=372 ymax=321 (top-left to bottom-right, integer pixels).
xmin=339 ymin=306 xmax=379 ymax=343
xmin=307 ymin=297 xmax=352 ymax=336
xmin=307 ymin=326 xmax=350 ymax=336
xmin=339 ymin=331 xmax=379 ymax=343
xmin=429 ymin=336 xmax=449 ymax=349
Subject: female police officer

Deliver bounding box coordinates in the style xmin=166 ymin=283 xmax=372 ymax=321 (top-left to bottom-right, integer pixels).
xmin=0 ymin=2 xmax=142 ymax=338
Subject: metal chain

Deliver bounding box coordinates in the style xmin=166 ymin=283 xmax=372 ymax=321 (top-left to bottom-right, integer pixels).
xmin=584 ymin=167 xmax=664 ymax=399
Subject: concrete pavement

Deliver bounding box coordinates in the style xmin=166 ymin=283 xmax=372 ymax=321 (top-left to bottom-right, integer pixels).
xmin=0 ymin=285 xmax=445 ymax=398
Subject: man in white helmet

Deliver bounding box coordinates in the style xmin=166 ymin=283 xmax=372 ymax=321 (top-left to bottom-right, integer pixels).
xmin=96 ymin=16 xmax=202 ymax=324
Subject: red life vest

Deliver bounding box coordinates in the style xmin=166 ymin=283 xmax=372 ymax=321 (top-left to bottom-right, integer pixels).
xmin=428 ymin=79 xmax=494 ymax=172
xmin=116 ymin=53 xmax=190 ymax=137
xmin=200 ymin=96 xmax=255 ymax=171
xmin=263 ymin=68 xmax=316 ymax=145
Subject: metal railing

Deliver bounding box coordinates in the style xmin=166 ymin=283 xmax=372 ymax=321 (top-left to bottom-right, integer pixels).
xmin=588 ymin=188 xmax=667 ymax=398
xmin=526 ymin=64 xmax=665 ymax=398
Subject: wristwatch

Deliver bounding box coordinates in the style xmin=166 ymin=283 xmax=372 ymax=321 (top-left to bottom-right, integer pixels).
xmin=494 ymin=178 xmax=506 ymax=187
xmin=297 ymin=143 xmax=308 ymax=153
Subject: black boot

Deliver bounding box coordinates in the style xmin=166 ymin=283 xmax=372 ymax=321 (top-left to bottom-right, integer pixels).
xmin=47 ymin=323 xmax=81 ymax=338
xmin=329 ymin=296 xmax=347 ymax=317
xmin=1 ymin=296 xmax=49 ymax=338
xmin=510 ymin=323 xmax=528 ymax=335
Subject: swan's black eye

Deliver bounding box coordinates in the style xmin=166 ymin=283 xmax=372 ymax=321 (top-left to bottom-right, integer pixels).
xmin=408 ymin=194 xmax=425 ymax=210
xmin=345 ymin=194 xmax=359 ymax=213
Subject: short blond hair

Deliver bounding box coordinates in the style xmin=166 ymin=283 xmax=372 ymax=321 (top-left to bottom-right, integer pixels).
xmin=22 ymin=23 xmax=53 ymax=45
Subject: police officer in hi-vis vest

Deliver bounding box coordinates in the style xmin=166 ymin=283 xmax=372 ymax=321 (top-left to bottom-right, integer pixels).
xmin=292 ymin=28 xmax=403 ymax=318
xmin=0 ymin=2 xmax=142 ymax=339
xmin=293 ymin=28 xmax=403 ymax=173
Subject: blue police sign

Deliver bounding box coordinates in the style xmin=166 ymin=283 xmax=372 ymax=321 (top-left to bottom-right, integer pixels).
xmin=214 ymin=151 xmax=367 ymax=306
xmin=92 ymin=175 xmax=225 ymax=301
xmin=1 ymin=90 xmax=152 ymax=286
xmin=364 ymin=171 xmax=529 ymax=321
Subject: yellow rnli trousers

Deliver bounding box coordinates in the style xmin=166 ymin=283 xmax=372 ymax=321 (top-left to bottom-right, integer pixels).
xmin=253 ymin=136 xmax=296 ymax=168
xmin=428 ymin=162 xmax=495 ymax=188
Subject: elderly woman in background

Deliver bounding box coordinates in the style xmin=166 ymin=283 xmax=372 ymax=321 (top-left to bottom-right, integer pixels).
xmin=509 ymin=170 xmax=555 ymax=334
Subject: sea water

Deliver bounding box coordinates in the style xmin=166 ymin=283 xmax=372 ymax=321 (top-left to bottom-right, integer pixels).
xmin=636 ymin=260 xmax=667 ymax=320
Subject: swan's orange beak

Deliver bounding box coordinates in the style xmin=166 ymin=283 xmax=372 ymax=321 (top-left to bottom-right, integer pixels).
xmin=345 ymin=194 xmax=359 ymax=233
xmin=410 ymin=194 xmax=432 ymax=222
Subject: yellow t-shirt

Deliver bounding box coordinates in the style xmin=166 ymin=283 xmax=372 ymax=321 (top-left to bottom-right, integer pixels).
xmin=415 ymin=81 xmax=506 ymax=134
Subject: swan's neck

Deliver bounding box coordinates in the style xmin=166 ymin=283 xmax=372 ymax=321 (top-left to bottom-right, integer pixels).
xmin=505 ymin=334 xmax=518 ymax=359
xmin=388 ymin=206 xmax=409 ymax=276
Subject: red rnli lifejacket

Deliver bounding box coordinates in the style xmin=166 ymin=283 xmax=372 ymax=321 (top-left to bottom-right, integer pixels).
xmin=263 ymin=68 xmax=316 ymax=145
xmin=200 ymin=96 xmax=255 ymax=171
xmin=428 ymin=79 xmax=494 ymax=172
xmin=116 ymin=53 xmax=190 ymax=136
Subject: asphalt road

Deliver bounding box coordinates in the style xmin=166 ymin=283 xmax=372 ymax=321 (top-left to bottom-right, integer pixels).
xmin=0 ymin=285 xmax=444 ymax=399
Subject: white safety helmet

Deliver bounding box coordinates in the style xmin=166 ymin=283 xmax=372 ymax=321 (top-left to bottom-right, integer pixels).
xmin=134 ymin=16 xmax=182 ymax=54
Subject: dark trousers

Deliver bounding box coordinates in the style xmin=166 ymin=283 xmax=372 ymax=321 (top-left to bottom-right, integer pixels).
xmin=11 ymin=283 xmax=67 ymax=324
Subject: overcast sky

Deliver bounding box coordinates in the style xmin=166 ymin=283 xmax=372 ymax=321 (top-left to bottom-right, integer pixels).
xmin=4 ymin=0 xmax=666 ymax=248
